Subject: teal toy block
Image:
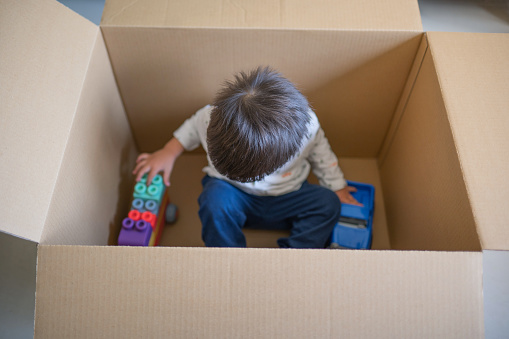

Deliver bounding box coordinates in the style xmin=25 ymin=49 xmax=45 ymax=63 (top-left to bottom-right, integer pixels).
xmin=133 ymin=174 xmax=165 ymax=203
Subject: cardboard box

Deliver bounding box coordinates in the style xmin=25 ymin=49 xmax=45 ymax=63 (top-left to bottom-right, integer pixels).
xmin=1 ymin=0 xmax=508 ymax=337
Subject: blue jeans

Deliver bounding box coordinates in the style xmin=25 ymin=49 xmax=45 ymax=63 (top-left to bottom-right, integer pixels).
xmin=198 ymin=176 xmax=341 ymax=248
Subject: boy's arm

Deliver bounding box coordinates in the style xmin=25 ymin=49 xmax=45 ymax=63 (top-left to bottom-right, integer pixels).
xmin=307 ymin=128 xmax=347 ymax=191
xmin=172 ymin=106 xmax=208 ymax=152
xmin=307 ymin=128 xmax=362 ymax=206
xmin=133 ymin=106 xmax=208 ymax=185
xmin=133 ymin=137 xmax=184 ymax=186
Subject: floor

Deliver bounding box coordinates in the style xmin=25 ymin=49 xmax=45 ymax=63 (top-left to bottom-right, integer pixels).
xmin=1 ymin=0 xmax=508 ymax=338
xmin=0 ymin=232 xmax=37 ymax=339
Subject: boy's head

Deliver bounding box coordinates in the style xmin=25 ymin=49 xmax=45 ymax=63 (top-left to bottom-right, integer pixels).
xmin=207 ymin=66 xmax=311 ymax=183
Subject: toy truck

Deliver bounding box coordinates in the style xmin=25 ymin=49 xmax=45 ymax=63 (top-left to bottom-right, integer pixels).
xmin=330 ymin=180 xmax=375 ymax=249
xmin=118 ymin=174 xmax=178 ymax=246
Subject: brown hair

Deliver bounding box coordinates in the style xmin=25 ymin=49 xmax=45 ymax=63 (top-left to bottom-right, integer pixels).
xmin=207 ymin=66 xmax=310 ymax=182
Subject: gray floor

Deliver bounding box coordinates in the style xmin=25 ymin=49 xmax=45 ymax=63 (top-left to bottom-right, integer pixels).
xmin=420 ymin=0 xmax=509 ymax=33
xmin=1 ymin=0 xmax=508 ymax=338
xmin=484 ymin=251 xmax=509 ymax=339
xmin=0 ymin=232 xmax=37 ymax=339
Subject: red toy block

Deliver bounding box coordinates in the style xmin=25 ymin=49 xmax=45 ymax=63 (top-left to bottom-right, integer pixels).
xmin=141 ymin=211 xmax=156 ymax=229
xmin=128 ymin=209 xmax=141 ymax=221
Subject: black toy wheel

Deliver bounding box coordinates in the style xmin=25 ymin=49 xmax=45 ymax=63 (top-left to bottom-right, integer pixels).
xmin=165 ymin=203 xmax=179 ymax=224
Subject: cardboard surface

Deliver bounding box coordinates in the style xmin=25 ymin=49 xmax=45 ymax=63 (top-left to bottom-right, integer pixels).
xmin=5 ymin=1 xmax=508 ymax=336
xmin=101 ymin=0 xmax=422 ymax=31
xmin=35 ymin=246 xmax=482 ymax=339
xmin=380 ymin=47 xmax=481 ymax=251
xmin=41 ymin=32 xmax=138 ymax=245
xmin=0 ymin=0 xmax=98 ymax=242
xmin=427 ymin=32 xmax=509 ymax=251
xmin=163 ymin=155 xmax=391 ymax=249
xmin=102 ymin=27 xmax=422 ymax=155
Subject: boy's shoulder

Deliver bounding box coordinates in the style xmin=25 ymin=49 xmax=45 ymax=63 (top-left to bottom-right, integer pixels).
xmin=195 ymin=104 xmax=213 ymax=118
xmin=192 ymin=105 xmax=213 ymax=130
xmin=306 ymin=108 xmax=320 ymax=134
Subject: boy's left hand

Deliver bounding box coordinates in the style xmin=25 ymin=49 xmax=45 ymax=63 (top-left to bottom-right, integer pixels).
xmin=336 ymin=186 xmax=363 ymax=206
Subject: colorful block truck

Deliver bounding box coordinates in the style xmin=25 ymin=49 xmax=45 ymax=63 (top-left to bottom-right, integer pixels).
xmin=118 ymin=174 xmax=178 ymax=246
xmin=330 ymin=181 xmax=375 ymax=249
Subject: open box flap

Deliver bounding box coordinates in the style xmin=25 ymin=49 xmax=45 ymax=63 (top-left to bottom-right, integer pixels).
xmin=379 ymin=35 xmax=481 ymax=252
xmin=427 ymin=32 xmax=509 ymax=251
xmin=101 ymin=0 xmax=422 ymax=31
xmin=35 ymin=246 xmax=483 ymax=338
xmin=39 ymin=31 xmax=137 ymax=246
xmin=0 ymin=0 xmax=98 ymax=242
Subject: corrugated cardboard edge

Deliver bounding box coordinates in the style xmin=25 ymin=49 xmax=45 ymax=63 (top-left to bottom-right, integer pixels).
xmin=0 ymin=0 xmax=98 ymax=242
xmin=100 ymin=0 xmax=423 ymax=31
xmin=427 ymin=32 xmax=509 ymax=251
xmin=35 ymin=246 xmax=483 ymax=338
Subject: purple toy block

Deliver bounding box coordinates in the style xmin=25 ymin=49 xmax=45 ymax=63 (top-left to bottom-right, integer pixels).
xmin=118 ymin=219 xmax=153 ymax=246
xmin=135 ymin=220 xmax=148 ymax=231
xmin=122 ymin=217 xmax=135 ymax=229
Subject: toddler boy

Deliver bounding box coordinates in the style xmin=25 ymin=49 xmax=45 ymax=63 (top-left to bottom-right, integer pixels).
xmin=133 ymin=67 xmax=360 ymax=248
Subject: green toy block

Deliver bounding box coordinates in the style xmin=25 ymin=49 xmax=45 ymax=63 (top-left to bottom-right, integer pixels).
xmin=133 ymin=174 xmax=166 ymax=203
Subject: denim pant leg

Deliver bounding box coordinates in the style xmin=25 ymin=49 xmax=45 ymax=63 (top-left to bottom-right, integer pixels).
xmin=272 ymin=182 xmax=341 ymax=248
xmin=198 ymin=176 xmax=250 ymax=247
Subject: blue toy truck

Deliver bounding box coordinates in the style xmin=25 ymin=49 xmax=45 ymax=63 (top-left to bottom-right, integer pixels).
xmin=330 ymin=180 xmax=375 ymax=249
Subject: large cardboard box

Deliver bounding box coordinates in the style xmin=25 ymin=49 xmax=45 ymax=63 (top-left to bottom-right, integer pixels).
xmin=1 ymin=0 xmax=508 ymax=337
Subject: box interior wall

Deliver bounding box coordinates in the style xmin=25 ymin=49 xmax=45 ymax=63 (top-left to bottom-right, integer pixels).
xmin=38 ymin=24 xmax=481 ymax=251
